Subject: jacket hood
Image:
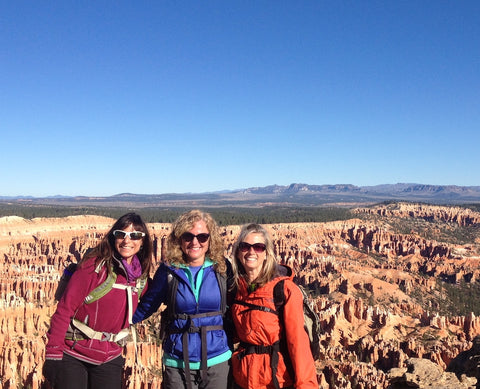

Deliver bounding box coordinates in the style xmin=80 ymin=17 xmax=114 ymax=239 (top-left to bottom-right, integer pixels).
xmin=274 ymin=264 xmax=293 ymax=279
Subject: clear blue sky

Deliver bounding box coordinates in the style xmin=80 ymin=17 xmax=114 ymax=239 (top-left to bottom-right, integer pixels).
xmin=1 ymin=1 xmax=479 ymax=197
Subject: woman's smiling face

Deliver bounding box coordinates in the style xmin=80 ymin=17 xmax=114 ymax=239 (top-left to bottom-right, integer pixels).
xmin=114 ymin=224 xmax=143 ymax=263
xmin=180 ymin=220 xmax=210 ymax=266
xmin=236 ymin=232 xmax=267 ymax=282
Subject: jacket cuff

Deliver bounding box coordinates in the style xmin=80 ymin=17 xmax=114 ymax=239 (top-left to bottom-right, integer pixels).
xmin=45 ymin=355 xmax=63 ymax=360
xmin=45 ymin=348 xmax=64 ymax=360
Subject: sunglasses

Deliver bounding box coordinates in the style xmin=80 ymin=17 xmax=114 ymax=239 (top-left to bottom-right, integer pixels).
xmin=113 ymin=230 xmax=145 ymax=240
xmin=238 ymin=242 xmax=267 ymax=253
xmin=181 ymin=232 xmax=210 ymax=243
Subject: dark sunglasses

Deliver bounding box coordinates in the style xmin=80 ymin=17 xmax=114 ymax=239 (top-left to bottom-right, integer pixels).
xmin=113 ymin=230 xmax=145 ymax=240
xmin=238 ymin=242 xmax=267 ymax=253
xmin=181 ymin=232 xmax=210 ymax=243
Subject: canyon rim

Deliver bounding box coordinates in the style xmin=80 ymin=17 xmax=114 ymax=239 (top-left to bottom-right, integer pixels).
xmin=2 ymin=202 xmax=480 ymax=388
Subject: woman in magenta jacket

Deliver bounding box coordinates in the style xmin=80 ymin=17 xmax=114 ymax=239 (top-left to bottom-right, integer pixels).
xmin=43 ymin=212 xmax=153 ymax=389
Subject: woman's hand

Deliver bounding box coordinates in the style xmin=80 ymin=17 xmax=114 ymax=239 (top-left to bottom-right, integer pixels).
xmin=42 ymin=359 xmax=63 ymax=385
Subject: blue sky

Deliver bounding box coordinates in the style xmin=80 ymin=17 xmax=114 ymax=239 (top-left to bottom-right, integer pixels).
xmin=1 ymin=1 xmax=479 ymax=197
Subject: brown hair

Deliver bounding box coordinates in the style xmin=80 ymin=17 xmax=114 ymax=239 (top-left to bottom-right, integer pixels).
xmin=166 ymin=209 xmax=226 ymax=274
xmin=82 ymin=212 xmax=153 ymax=277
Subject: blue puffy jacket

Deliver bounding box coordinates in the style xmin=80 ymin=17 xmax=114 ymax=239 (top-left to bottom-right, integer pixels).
xmin=133 ymin=258 xmax=232 ymax=369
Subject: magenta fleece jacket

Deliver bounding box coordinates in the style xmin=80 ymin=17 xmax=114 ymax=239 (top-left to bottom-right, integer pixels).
xmin=45 ymin=256 xmax=147 ymax=365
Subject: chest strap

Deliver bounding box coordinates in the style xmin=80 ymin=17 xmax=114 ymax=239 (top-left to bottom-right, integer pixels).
xmin=167 ymin=310 xmax=223 ymax=389
xmin=111 ymin=283 xmax=137 ymax=325
xmin=68 ymin=283 xmax=137 ymax=346
xmin=68 ymin=318 xmax=131 ymax=344
xmin=237 ymin=340 xmax=282 ymax=389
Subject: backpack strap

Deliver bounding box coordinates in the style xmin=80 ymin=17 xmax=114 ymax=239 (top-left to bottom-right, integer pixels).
xmin=273 ymin=279 xmax=285 ymax=313
xmin=135 ymin=276 xmax=147 ymax=300
xmin=68 ymin=319 xmax=131 ymax=344
xmin=273 ymin=279 xmax=296 ymax=382
xmin=54 ymin=262 xmax=78 ymax=301
xmin=68 ymin=261 xmax=146 ymax=349
xmin=233 ymin=299 xmax=279 ymax=314
xmin=111 ymin=275 xmax=147 ymax=363
xmin=233 ymin=279 xmax=288 ymax=389
xmin=159 ymin=269 xmax=177 ymax=340
xmin=162 ymin=266 xmax=226 ymax=389
xmin=215 ymin=269 xmax=227 ymax=315
xmin=84 ymin=271 xmax=117 ymax=303
xmin=84 ymin=261 xmax=116 ymax=304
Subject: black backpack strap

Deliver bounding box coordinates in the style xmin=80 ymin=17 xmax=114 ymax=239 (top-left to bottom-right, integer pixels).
xmin=166 ymin=270 xmax=178 ymax=318
xmin=233 ymin=299 xmax=279 ymax=315
xmin=165 ymin=266 xmax=226 ymax=389
xmin=272 ymin=279 xmax=295 ymax=382
xmin=225 ymin=258 xmax=236 ymax=304
xmin=54 ymin=262 xmax=78 ymax=301
xmin=215 ymin=268 xmax=227 ymax=315
xmin=232 ymin=279 xmax=287 ymax=389
xmin=222 ymin=259 xmax=236 ymax=347
xmin=237 ymin=340 xmax=282 ymax=389
xmin=273 ymin=279 xmax=285 ymax=314
xmin=159 ymin=269 xmax=177 ymax=341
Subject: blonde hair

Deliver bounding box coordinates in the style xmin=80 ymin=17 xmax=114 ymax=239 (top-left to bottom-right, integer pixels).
xmin=231 ymin=223 xmax=277 ymax=288
xmin=166 ymin=209 xmax=226 ymax=274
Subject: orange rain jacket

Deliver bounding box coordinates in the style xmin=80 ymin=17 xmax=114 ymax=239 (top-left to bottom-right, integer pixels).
xmin=231 ymin=265 xmax=318 ymax=389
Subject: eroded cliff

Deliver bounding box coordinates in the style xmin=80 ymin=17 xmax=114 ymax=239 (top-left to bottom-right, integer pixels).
xmin=1 ymin=205 xmax=480 ymax=388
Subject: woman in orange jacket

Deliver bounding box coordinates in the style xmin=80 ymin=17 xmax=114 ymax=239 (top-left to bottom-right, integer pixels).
xmin=230 ymin=223 xmax=318 ymax=389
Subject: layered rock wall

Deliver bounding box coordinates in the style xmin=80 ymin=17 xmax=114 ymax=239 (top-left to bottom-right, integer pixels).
xmin=1 ymin=214 xmax=480 ymax=388
xmin=353 ymin=202 xmax=480 ymax=227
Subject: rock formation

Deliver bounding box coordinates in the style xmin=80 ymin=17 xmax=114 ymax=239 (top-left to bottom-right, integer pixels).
xmin=0 ymin=206 xmax=479 ymax=388
xmin=353 ymin=202 xmax=480 ymax=227
xmin=387 ymin=357 xmax=476 ymax=388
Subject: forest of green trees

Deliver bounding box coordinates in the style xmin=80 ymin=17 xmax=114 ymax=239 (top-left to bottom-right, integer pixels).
xmin=2 ymin=200 xmax=479 ymax=226
xmin=0 ymin=202 xmax=353 ymax=225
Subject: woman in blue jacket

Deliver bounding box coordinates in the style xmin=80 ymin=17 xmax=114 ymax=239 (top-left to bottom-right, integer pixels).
xmin=133 ymin=209 xmax=232 ymax=389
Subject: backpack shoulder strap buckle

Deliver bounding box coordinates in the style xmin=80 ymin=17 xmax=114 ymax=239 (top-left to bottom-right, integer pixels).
xmin=101 ymin=332 xmax=115 ymax=342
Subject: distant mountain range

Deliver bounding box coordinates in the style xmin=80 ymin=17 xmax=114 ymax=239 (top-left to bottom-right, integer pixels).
xmin=2 ymin=183 xmax=480 ymax=207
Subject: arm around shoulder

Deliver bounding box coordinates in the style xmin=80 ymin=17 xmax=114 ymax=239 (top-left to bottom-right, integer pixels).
xmin=133 ymin=263 xmax=169 ymax=323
